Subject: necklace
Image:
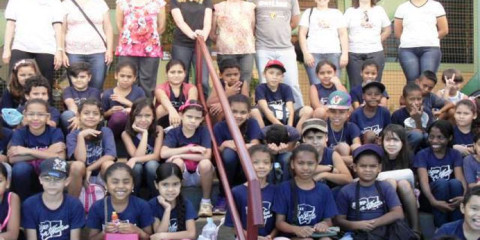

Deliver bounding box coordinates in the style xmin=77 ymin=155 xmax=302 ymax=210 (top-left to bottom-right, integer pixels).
xmin=330 ymin=122 xmax=344 ymax=144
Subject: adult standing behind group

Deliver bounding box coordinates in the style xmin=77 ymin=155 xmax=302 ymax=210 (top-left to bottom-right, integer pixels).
xmin=394 ymin=0 xmax=448 ymax=83
xmin=3 ymin=0 xmax=63 ymax=86
xmin=211 ymin=0 xmax=256 ymax=86
xmin=344 ymin=0 xmax=391 ymax=89
xmin=62 ymin=0 xmax=114 ymax=91
xmin=116 ymin=0 xmax=166 ymax=98
xmin=298 ymin=0 xmax=348 ymax=85
xmin=254 ymin=0 xmax=304 ymax=108
xmin=170 ymin=0 xmax=212 ymax=98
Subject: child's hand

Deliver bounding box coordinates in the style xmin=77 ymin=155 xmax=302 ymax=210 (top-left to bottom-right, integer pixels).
xmin=355 ymin=220 xmax=376 ymax=231
xmin=225 ymin=81 xmax=242 ymax=96
xmin=118 ymin=222 xmax=137 ymax=234
xmin=79 ymin=129 xmax=102 ymax=138
xmin=132 ymin=123 xmax=148 ymax=134
xmin=267 ymin=143 xmax=279 ymax=154
xmin=68 ymin=116 xmax=80 ymax=130
xmin=48 ymin=143 xmax=66 ymax=153
xmin=111 ymin=106 xmax=125 ymax=113
xmin=150 ymin=233 xmax=166 ymax=240
xmin=209 ymin=103 xmax=223 ymax=116
xmin=105 ymin=222 xmax=118 ymax=233
xmin=222 ymin=140 xmax=236 ymax=150
xmin=448 ymin=196 xmax=464 ymax=207
xmin=340 ymin=53 xmax=348 ymax=68
xmin=124 ymin=108 xmax=131 ymax=114
xmin=47 ymin=120 xmax=57 ymax=128
xmin=313 ymin=222 xmax=329 ymax=232
xmin=127 ymin=158 xmax=137 ymax=168
xmin=169 ymin=111 xmax=181 ymax=127
xmin=330 ymin=76 xmax=342 ymax=86
xmin=432 ymin=200 xmax=455 ymax=212
xmin=408 ymin=104 xmax=422 ymax=120
xmin=8 ymin=146 xmax=29 ymax=157
xmin=278 ymin=142 xmax=289 ymax=153
xmin=190 ymin=146 xmax=206 ymax=154
xmin=304 ymin=53 xmax=315 ymax=68
xmin=157 ymin=196 xmax=172 ymax=210
xmin=444 ymin=74 xmax=456 ymax=89
xmin=432 ymin=109 xmax=442 ymax=118
xmin=110 ymin=94 xmax=129 ymax=105
xmin=294 ymin=226 xmax=315 ymax=238
xmin=84 ymin=170 xmax=92 ymax=188
xmin=258 ymin=236 xmax=272 ymax=240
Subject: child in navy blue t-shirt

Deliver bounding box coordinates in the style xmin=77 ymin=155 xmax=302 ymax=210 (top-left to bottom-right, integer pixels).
xmin=0 ymin=163 xmax=20 ymax=240
xmin=225 ymin=145 xmax=277 ymax=238
xmin=414 ymin=120 xmax=466 ymax=227
xmin=213 ymin=94 xmax=263 ymax=213
xmin=325 ymin=91 xmax=361 ymax=167
xmin=61 ymin=62 xmax=101 ymax=134
xmin=416 ymin=70 xmax=455 ymax=120
xmin=17 ymin=75 xmax=61 ymax=128
xmin=149 ymin=163 xmax=197 ymax=240
xmin=66 ymin=99 xmax=116 ymax=197
xmin=1 ymin=59 xmax=39 ymax=110
xmin=121 ymin=98 xmax=163 ymax=197
xmin=253 ymin=60 xmax=312 ymax=133
xmin=350 ymin=81 xmax=391 ymax=144
xmin=335 ymin=144 xmax=404 ymax=239
xmin=310 ymin=60 xmax=347 ymax=120
xmin=453 ymin=99 xmax=476 ymax=156
xmin=273 ymin=144 xmax=338 ymax=238
xmin=462 ymin=135 xmax=480 ymax=189
xmin=0 ymin=122 xmax=13 ymax=164
xmin=22 ymin=158 xmax=85 ymax=240
xmin=160 ymin=100 xmax=214 ymax=217
xmin=9 ymin=99 xmax=65 ymax=200
xmin=87 ymin=163 xmax=154 ymax=239
xmin=350 ymin=60 xmax=388 ymax=109
xmin=102 ymin=61 xmax=146 ymax=138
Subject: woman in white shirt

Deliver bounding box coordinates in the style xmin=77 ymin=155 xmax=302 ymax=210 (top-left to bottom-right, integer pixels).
xmin=344 ymin=0 xmax=391 ymax=89
xmin=62 ymin=0 xmax=114 ymax=90
xmin=394 ymin=0 xmax=448 ymax=83
xmin=3 ymin=0 xmax=64 ymax=86
xmin=298 ymin=0 xmax=348 ymax=85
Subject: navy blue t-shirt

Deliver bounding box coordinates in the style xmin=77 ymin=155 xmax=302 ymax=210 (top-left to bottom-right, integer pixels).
xmin=336 ymin=181 xmax=401 ymax=221
xmin=214 ymin=119 xmax=263 ymax=145
xmin=87 ymin=196 xmax=154 ymax=230
xmin=63 ymin=86 xmax=101 ymax=106
xmin=163 ymin=125 xmax=212 ymax=149
xmin=17 ymin=105 xmax=61 ymax=126
xmin=0 ymin=128 xmax=13 ymax=155
xmin=11 ymin=126 xmax=64 ymax=150
xmin=462 ymin=155 xmax=480 ymax=185
xmin=319 ymin=147 xmax=334 ymax=166
xmin=130 ymin=133 xmax=156 ymax=155
xmin=326 ymin=121 xmax=361 ymax=148
xmin=255 ymin=83 xmax=294 ymax=105
xmin=273 ymin=181 xmax=338 ymax=227
xmin=453 ymin=126 xmax=474 ymax=148
xmin=66 ymin=127 xmax=117 ymax=165
xmin=423 ymin=92 xmax=446 ymax=114
xmin=434 ymin=220 xmax=466 ymax=240
xmin=413 ymin=148 xmax=463 ymax=183
xmin=349 ymin=85 xmax=389 ymax=105
xmin=350 ymin=107 xmax=391 ymax=135
xmin=148 ymin=198 xmax=197 ymax=232
xmin=0 ymin=89 xmax=22 ymax=109
xmin=391 ymin=107 xmax=433 ymax=128
xmin=314 ymin=84 xmax=336 ymax=105
xmin=225 ymin=184 xmax=276 ymax=237
xmin=22 ymin=193 xmax=85 ymax=240
xmin=101 ymin=86 xmax=146 ymax=110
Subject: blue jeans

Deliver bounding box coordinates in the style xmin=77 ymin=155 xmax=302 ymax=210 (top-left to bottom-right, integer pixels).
xmin=60 ymin=110 xmax=76 ymax=135
xmin=267 ymin=152 xmax=292 ymax=184
xmin=304 ymin=53 xmax=341 ymax=85
xmin=217 ymin=53 xmax=255 ymax=83
xmin=171 ymin=44 xmax=210 ymax=99
xmin=256 ymin=49 xmax=304 ymax=109
xmin=218 ymin=148 xmax=246 ymax=197
xmin=11 ymin=162 xmax=40 ymax=201
xmin=407 ymin=130 xmax=428 ymax=153
xmin=67 ymin=53 xmax=107 ymax=91
xmin=398 ymin=47 xmax=442 ymax=83
xmin=346 ymin=51 xmax=385 ymax=89
xmin=132 ymin=161 xmax=160 ymax=198
xmin=118 ymin=56 xmax=160 ymax=98
xmin=430 ymin=179 xmax=463 ymax=227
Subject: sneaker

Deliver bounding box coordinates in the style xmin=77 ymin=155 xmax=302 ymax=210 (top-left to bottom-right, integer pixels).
xmin=213 ymin=197 xmax=227 ymax=215
xmin=198 ymin=202 xmax=213 ymax=217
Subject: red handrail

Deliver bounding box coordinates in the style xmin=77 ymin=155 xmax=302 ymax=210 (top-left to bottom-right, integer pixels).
xmin=194 ymin=37 xmax=264 ymax=240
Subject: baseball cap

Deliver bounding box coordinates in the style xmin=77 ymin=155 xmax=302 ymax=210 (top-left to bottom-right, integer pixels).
xmin=362 ymin=80 xmax=385 ymax=93
xmin=40 ymin=158 xmax=68 ymax=179
xmin=326 ymin=91 xmax=351 ymax=109
xmin=352 ymin=144 xmax=384 ymax=163
xmin=301 ymin=118 xmax=328 ymax=135
xmin=1 ymin=108 xmax=23 ymax=126
xmin=264 ymin=60 xmax=286 ymax=73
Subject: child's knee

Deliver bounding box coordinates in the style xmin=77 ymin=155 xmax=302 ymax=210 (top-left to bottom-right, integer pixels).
xmin=171 ymin=158 xmax=186 ymax=171
xmin=198 ymin=160 xmax=213 ymax=174
xmin=384 ymin=178 xmax=397 ymax=189
xmin=397 ymin=179 xmax=412 ymax=193
xmin=300 ymin=106 xmax=313 ymax=118
xmin=313 ymin=107 xmax=327 ymax=119
xmin=69 ymin=161 xmax=86 ymax=176
xmin=361 ymin=131 xmax=377 ymax=144
xmin=335 ymin=143 xmax=351 ymax=156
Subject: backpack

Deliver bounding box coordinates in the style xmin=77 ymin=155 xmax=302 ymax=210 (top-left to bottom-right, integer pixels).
xmin=79 ymin=184 xmax=105 ymax=214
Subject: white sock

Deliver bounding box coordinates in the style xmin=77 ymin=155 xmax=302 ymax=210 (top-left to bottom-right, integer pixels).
xmin=201 ymin=198 xmax=211 ymax=204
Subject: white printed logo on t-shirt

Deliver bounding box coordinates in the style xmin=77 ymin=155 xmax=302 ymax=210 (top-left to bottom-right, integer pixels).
xmin=428 ymin=165 xmax=452 ymax=181
xmin=263 ymin=201 xmax=273 ymax=225
xmin=39 ymin=220 xmax=69 ymax=240
xmin=362 ymin=125 xmax=382 ymax=135
xmin=351 ymin=196 xmax=383 ymax=211
xmin=297 ymin=204 xmax=316 ymax=225
xmin=169 ymin=218 xmax=178 ymax=232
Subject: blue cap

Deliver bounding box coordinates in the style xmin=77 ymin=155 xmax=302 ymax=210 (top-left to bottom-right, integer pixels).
xmin=353 ymin=144 xmax=384 ymax=162
xmin=1 ymin=108 xmax=23 ymax=126
xmin=40 ymin=158 xmax=68 ymax=178
xmin=326 ymin=91 xmax=351 ymax=109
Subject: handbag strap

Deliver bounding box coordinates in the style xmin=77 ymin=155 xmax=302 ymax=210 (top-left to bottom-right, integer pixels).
xmin=306 ymin=8 xmax=313 ymax=39
xmin=104 ymin=196 xmax=108 ymax=227
xmin=290 ymin=179 xmax=298 ymax=225
xmin=374 ymin=181 xmax=389 ymax=213
xmin=70 ymin=0 xmax=107 ymax=48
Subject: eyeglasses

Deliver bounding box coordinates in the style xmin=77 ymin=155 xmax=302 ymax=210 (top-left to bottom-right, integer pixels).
xmin=25 ymin=112 xmax=49 ymax=118
xmin=40 ymin=176 xmax=64 ymax=183
xmin=363 ymin=11 xmax=369 ymax=22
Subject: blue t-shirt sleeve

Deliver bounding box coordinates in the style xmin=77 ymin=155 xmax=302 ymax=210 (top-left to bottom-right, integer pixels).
xmin=101 ymin=90 xmax=111 ymax=111
xmin=463 ymin=156 xmax=477 ymax=184
xmin=163 ymin=129 xmax=178 ymax=148
xmin=336 ymin=187 xmax=350 ymax=216
xmin=92 ymin=88 xmax=102 ymax=102
xmin=102 ymin=127 xmax=117 ymax=157
xmin=272 ymin=183 xmax=289 ymax=215
xmin=86 ymin=201 xmax=104 ymax=230
xmin=382 ymin=108 xmax=391 ymax=127
xmin=200 ymin=126 xmax=212 ymax=149
xmin=413 ymin=151 xmax=427 ymax=168
xmin=10 ymin=129 xmax=25 ymax=146
xmin=255 ymin=85 xmax=267 ymax=103
xmin=431 ymin=94 xmax=446 ymax=109
xmin=225 ymin=186 xmax=241 ymax=228
xmin=137 ymin=199 xmax=155 ymax=228
xmin=185 ymin=200 xmax=197 ymax=220
xmin=349 ymin=123 xmax=361 ymax=139
xmin=70 ymin=197 xmax=86 ymax=229
xmin=247 ymin=119 xmax=263 ymax=141
xmin=51 ymin=127 xmax=65 ymax=143
xmin=350 ymin=88 xmax=360 ymax=103
xmin=21 ymin=197 xmax=37 ymax=229
xmin=66 ymin=131 xmax=78 ymax=159
xmin=135 ymin=86 xmax=146 ymax=99
xmin=0 ymin=90 xmax=13 ymax=109
xmin=63 ymin=87 xmax=73 ymax=100
xmin=49 ymin=107 xmax=61 ymax=125
xmin=350 ymin=110 xmax=359 ymax=125
xmin=282 ymin=85 xmax=295 ymax=103
xmin=382 ymin=182 xmax=401 ymax=210
xmin=213 ymin=122 xmax=226 ymax=145
xmin=452 ymin=150 xmax=463 ymax=168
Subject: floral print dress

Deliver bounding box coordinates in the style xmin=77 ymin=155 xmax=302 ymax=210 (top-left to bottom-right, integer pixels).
xmin=116 ymin=0 xmax=165 ymax=57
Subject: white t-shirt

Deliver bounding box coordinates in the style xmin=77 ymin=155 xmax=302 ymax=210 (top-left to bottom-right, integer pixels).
xmin=299 ymin=8 xmax=346 ymax=54
xmin=394 ymin=0 xmax=446 ymax=48
xmin=5 ymin=0 xmax=63 ymax=55
xmin=344 ymin=6 xmax=391 ymax=53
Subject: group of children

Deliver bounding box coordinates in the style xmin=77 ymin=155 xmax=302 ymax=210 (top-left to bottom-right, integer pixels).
xmin=0 ymin=55 xmax=478 ymax=240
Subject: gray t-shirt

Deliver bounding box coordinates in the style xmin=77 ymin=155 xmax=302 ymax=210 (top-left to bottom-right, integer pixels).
xmin=254 ymin=0 xmax=300 ymax=50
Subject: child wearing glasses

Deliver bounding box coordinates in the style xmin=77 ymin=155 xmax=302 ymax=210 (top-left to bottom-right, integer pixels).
xmin=8 ymin=99 xmax=65 ymax=201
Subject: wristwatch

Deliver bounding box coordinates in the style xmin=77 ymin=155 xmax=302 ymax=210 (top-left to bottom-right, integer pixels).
xmin=328 ymin=164 xmax=334 ymax=173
